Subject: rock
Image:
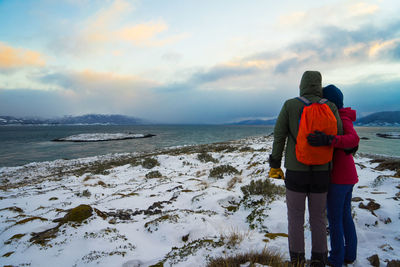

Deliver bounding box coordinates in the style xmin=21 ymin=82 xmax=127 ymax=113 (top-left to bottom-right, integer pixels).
xmin=182 ymin=233 xmax=189 ymax=242
xmin=351 ymin=197 xmax=363 ymax=202
xmin=359 ymin=201 xmax=381 ymax=211
xmin=368 ymin=254 xmax=380 ymax=267
xmin=376 ymin=133 xmax=400 ymax=139
xmin=387 ymin=260 xmax=400 ymax=267
xmin=360 ymin=137 xmax=370 ymax=140
xmin=109 ymin=218 xmax=117 ymax=224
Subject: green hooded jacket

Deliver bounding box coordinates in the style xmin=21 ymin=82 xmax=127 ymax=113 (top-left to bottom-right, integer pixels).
xmin=271 ymin=71 xmax=343 ymax=171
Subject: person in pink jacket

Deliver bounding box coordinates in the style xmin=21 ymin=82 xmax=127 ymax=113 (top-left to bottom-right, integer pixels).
xmin=307 ymin=84 xmax=360 ymax=267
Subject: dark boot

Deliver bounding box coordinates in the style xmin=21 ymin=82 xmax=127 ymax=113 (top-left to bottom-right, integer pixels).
xmin=310 ymin=252 xmax=328 ymax=267
xmin=290 ymin=252 xmax=305 ymax=267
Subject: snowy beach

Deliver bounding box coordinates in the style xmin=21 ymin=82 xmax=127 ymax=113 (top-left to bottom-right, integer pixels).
xmin=1 ymin=135 xmax=399 ymax=267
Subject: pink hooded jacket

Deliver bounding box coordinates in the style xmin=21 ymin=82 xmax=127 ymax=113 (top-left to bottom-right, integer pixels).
xmin=330 ymin=107 xmax=360 ymax=184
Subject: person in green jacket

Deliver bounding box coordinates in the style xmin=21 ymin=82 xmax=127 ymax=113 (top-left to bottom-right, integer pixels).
xmin=268 ymin=71 xmax=343 ymax=267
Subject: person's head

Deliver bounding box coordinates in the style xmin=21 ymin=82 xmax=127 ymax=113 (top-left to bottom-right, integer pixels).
xmin=323 ymin=84 xmax=343 ymax=109
xmin=299 ymin=71 xmax=322 ymax=97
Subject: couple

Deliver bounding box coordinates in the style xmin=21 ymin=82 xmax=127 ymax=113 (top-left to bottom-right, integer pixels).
xmin=268 ymin=71 xmax=360 ymax=267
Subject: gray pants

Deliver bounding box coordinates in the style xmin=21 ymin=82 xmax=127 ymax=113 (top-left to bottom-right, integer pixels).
xmin=286 ymin=189 xmax=328 ymax=254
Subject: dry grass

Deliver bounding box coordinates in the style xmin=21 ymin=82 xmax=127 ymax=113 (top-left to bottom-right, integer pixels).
xmin=227 ymin=176 xmax=242 ymax=190
xmin=207 ymin=248 xmax=286 ymax=267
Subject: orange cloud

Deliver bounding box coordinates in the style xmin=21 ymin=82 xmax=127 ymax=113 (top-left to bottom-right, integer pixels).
xmin=368 ymin=38 xmax=400 ymax=57
xmin=347 ymin=2 xmax=379 ymax=17
xmin=79 ymin=0 xmax=185 ymax=48
xmin=0 ymin=42 xmax=46 ymax=69
xmin=116 ymin=21 xmax=168 ymax=45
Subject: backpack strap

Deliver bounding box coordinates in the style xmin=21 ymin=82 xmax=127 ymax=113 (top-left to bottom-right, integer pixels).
xmin=318 ymin=98 xmax=328 ymax=104
xmin=296 ymin=96 xmax=312 ymax=106
xmin=289 ymin=97 xmax=312 ymax=144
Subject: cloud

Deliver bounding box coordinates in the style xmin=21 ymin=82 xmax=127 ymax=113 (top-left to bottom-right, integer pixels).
xmin=236 ymin=19 xmax=400 ymax=78
xmin=0 ymin=42 xmax=46 ymax=70
xmin=277 ymin=1 xmax=379 ymax=29
xmin=51 ymin=0 xmax=187 ymax=55
xmin=347 ymin=2 xmax=379 ymax=17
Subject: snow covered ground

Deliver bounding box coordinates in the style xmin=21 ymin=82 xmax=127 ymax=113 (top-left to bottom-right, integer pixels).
xmin=0 ymin=135 xmax=399 ymax=267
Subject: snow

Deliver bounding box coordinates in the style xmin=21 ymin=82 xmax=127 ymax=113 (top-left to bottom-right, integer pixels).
xmin=0 ymin=135 xmax=399 ymax=267
xmin=53 ymin=133 xmax=153 ymax=142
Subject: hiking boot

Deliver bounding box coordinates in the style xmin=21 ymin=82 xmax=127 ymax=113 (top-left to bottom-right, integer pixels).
xmin=310 ymin=259 xmax=325 ymax=267
xmin=311 ymin=252 xmax=328 ymax=267
xmin=344 ymin=259 xmax=355 ymax=264
xmin=289 ymin=252 xmax=305 ymax=267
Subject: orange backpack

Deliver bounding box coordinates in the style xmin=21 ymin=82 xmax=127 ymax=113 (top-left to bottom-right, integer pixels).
xmin=295 ymin=97 xmax=338 ymax=165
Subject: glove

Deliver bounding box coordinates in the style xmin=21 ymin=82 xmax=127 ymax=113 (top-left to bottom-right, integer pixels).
xmin=268 ymin=168 xmax=285 ymax=179
xmin=344 ymin=145 xmax=359 ymax=155
xmin=307 ymin=131 xmax=334 ymax=146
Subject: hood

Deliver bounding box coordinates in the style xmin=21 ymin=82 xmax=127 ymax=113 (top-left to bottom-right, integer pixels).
xmin=299 ymin=71 xmax=322 ymax=97
xmin=339 ymin=107 xmax=356 ymax=122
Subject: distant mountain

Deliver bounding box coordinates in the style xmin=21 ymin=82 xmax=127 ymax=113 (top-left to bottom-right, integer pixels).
xmin=230 ymin=118 xmax=277 ymax=125
xmin=0 ymin=114 xmax=146 ymax=125
xmin=355 ymin=111 xmax=400 ymax=126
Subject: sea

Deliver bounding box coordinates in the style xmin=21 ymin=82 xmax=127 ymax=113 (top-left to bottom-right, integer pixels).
xmin=0 ymin=125 xmax=399 ymax=168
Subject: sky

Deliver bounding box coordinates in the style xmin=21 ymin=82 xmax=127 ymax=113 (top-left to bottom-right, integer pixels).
xmin=0 ymin=0 xmax=400 ymax=124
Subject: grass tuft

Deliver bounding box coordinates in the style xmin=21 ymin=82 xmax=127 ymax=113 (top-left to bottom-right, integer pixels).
xmin=142 ymin=157 xmax=160 ymax=169
xmin=197 ymin=152 xmax=219 ymax=163
xmin=241 ymin=179 xmax=285 ymax=200
xmin=146 ymin=171 xmax=162 ymax=179
xmin=207 ymin=248 xmax=286 ymax=267
xmin=209 ymin=165 xmax=239 ymax=179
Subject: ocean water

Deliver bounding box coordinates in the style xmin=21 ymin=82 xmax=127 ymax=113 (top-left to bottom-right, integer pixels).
xmin=0 ymin=125 xmax=274 ymax=167
xmin=0 ymin=125 xmax=399 ymax=168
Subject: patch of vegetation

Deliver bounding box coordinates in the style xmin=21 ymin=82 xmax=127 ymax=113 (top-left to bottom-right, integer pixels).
xmin=239 ymin=179 xmax=285 ymax=230
xmin=227 ymin=177 xmax=242 ymax=190
xmin=146 ymin=171 xmax=162 ymax=179
xmin=371 ymin=158 xmax=400 ymax=173
xmin=0 ymin=206 xmax=24 ymax=213
xmin=372 ymin=175 xmax=391 ymax=187
xmin=241 ymin=179 xmax=285 ymax=200
xmin=197 ymin=152 xmax=219 ymax=163
xmin=83 ymin=175 xmax=94 ymax=182
xmin=81 ymin=189 xmax=92 ymax=197
xmin=97 ymin=180 xmax=107 ymax=187
xmin=220 ymin=229 xmax=248 ymax=248
xmin=54 ymin=204 xmax=93 ymax=224
xmin=207 ymin=249 xmax=285 ymax=267
xmin=239 ymin=146 xmax=254 ymax=152
xmin=15 ymin=216 xmax=48 ymax=225
xmin=4 ymin=233 xmax=26 ymax=245
xmin=2 ymin=251 xmax=14 ymax=257
xmin=30 ymin=226 xmax=60 ymax=246
xmin=149 ymin=262 xmax=164 ymax=267
xmin=144 ymin=214 xmax=179 ymax=232
xmin=212 ymin=145 xmax=237 ymax=153
xmin=164 ymin=238 xmax=225 ymax=265
xmin=245 ymin=203 xmax=268 ymax=230
xmin=49 ymin=197 xmax=58 ymax=201
xmin=209 ymin=165 xmax=239 ymax=179
xmin=142 ymin=157 xmax=160 ymax=169
xmin=113 ymin=192 xmax=139 ymax=198
xmin=264 ymin=233 xmax=288 ymax=240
